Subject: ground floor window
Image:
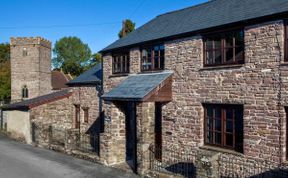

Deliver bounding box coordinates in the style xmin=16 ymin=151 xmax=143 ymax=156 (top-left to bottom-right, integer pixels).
xmin=203 ymin=104 xmax=243 ymax=152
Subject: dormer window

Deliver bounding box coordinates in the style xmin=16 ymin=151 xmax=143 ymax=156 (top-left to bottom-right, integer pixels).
xmin=141 ymin=44 xmax=165 ymax=71
xmin=23 ymin=48 xmax=28 ymax=57
xmin=112 ymin=53 xmax=130 ymax=74
xmin=22 ymin=85 xmax=28 ymax=98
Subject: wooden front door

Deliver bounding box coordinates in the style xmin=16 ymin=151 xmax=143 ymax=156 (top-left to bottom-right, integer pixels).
xmin=155 ymin=103 xmax=162 ymax=160
xmin=125 ymin=102 xmax=137 ymax=173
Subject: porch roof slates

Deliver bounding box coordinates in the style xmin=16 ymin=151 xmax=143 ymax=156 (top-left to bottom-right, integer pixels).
xmin=102 ymin=71 xmax=173 ymax=101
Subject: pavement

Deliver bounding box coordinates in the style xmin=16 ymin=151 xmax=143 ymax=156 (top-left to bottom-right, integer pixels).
xmin=0 ymin=134 xmax=139 ymax=178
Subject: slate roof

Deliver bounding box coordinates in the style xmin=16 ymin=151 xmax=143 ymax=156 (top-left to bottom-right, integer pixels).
xmin=102 ymin=71 xmax=173 ymax=101
xmin=1 ymin=90 xmax=72 ymax=110
xmin=51 ymin=70 xmax=72 ymax=90
xmin=101 ymin=0 xmax=288 ymax=52
xmin=67 ymin=64 xmax=102 ymax=86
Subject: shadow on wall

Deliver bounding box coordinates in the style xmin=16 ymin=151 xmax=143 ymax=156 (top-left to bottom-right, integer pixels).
xmin=165 ymin=163 xmax=196 ymax=178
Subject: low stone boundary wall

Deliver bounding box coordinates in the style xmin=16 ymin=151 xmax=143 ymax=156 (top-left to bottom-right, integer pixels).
xmin=148 ymin=145 xmax=288 ymax=178
xmin=31 ymin=122 xmax=100 ymax=163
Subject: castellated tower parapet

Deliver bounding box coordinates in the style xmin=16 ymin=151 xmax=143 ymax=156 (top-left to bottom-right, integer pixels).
xmin=10 ymin=37 xmax=51 ymax=49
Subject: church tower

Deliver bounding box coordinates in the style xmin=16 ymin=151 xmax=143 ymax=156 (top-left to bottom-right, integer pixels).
xmin=10 ymin=37 xmax=52 ymax=102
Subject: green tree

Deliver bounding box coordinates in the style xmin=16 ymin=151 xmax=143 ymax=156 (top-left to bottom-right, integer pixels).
xmin=83 ymin=53 xmax=102 ymax=71
xmin=0 ymin=43 xmax=10 ymax=63
xmin=0 ymin=43 xmax=11 ymax=100
xmin=52 ymin=37 xmax=92 ymax=76
xmin=118 ymin=19 xmax=136 ymax=38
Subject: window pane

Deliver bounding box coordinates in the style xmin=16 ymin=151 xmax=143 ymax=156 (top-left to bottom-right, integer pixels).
xmin=215 ymin=119 xmax=221 ymax=131
xmin=225 ymin=34 xmax=233 ymax=48
xmin=207 ymin=107 xmax=213 ymax=117
xmin=206 ymin=50 xmax=213 ymax=64
xmin=215 ymin=133 xmax=222 ymax=145
xmin=154 ymin=46 xmax=159 ymax=51
xmin=207 ymin=132 xmax=213 ymax=144
xmin=214 ymin=37 xmax=222 ymax=49
xmin=154 ymin=56 xmax=159 ymax=69
xmin=226 ymin=134 xmax=233 ymax=147
xmin=226 ymin=109 xmax=233 ymax=120
xmin=226 ymin=120 xmax=233 ymax=133
xmin=215 ymin=50 xmax=222 ymax=64
xmin=225 ymin=48 xmax=234 ymax=63
xmin=207 ymin=118 xmax=213 ymax=130
xmin=215 ymin=107 xmax=221 ymax=119
xmin=235 ymin=47 xmax=244 ymax=61
xmin=206 ymin=39 xmax=213 ymax=50
xmin=235 ymin=31 xmax=244 ymax=46
xmin=160 ymin=49 xmax=165 ymax=69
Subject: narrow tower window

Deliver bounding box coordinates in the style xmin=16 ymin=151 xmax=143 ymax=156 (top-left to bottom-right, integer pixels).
xmin=23 ymin=48 xmax=28 ymax=57
xmin=22 ymin=85 xmax=29 ymax=98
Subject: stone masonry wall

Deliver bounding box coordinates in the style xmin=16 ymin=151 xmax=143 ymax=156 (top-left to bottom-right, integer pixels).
xmin=70 ymin=87 xmax=100 ymax=134
xmin=30 ymin=95 xmax=73 ymax=129
xmin=100 ymin=101 xmax=126 ymax=165
xmin=102 ymin=19 xmax=288 ymax=173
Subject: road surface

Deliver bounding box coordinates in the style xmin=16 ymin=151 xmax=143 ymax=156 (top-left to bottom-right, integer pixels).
xmin=0 ymin=134 xmax=138 ymax=178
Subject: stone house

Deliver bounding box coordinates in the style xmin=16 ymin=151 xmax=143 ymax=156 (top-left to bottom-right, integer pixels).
xmin=98 ymin=0 xmax=288 ymax=176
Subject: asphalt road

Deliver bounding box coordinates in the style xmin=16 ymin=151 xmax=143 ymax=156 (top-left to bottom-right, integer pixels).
xmin=0 ymin=134 xmax=138 ymax=178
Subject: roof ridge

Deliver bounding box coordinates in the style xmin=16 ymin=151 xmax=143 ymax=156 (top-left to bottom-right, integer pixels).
xmin=156 ymin=0 xmax=218 ymax=17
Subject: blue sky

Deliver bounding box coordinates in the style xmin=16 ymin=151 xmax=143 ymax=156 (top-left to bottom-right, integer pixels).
xmin=0 ymin=0 xmax=207 ymax=53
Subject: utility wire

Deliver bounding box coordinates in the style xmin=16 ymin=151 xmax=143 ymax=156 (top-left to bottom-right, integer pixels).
xmin=128 ymin=0 xmax=148 ymax=19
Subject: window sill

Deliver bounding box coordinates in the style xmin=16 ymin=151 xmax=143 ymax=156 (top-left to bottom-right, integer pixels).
xmin=109 ymin=73 xmax=129 ymax=78
xmin=199 ymin=145 xmax=244 ymax=156
xmin=199 ymin=64 xmax=244 ymax=71
xmin=280 ymin=62 xmax=288 ymax=67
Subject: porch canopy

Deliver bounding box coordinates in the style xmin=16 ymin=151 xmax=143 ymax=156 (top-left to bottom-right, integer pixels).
xmin=102 ymin=71 xmax=173 ymax=102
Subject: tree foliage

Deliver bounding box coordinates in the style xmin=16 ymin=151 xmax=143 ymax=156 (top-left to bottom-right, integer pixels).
xmin=118 ymin=19 xmax=136 ymax=38
xmin=52 ymin=37 xmax=92 ymax=76
xmin=0 ymin=43 xmax=11 ymax=100
xmin=0 ymin=43 xmax=10 ymax=63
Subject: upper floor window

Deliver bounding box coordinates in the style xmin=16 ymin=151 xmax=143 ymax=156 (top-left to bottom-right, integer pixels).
xmin=22 ymin=85 xmax=28 ymax=99
xmin=74 ymin=105 xmax=80 ymax=129
xmin=204 ymin=30 xmax=244 ymax=66
xmin=204 ymin=104 xmax=243 ymax=153
xmin=141 ymin=44 xmax=165 ymax=71
xmin=285 ymin=20 xmax=288 ymax=62
xmin=112 ymin=53 xmax=129 ymax=74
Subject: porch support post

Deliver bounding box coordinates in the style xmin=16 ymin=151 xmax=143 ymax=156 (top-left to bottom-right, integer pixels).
xmin=136 ymin=102 xmax=155 ymax=175
xmin=100 ymin=102 xmax=126 ymax=165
